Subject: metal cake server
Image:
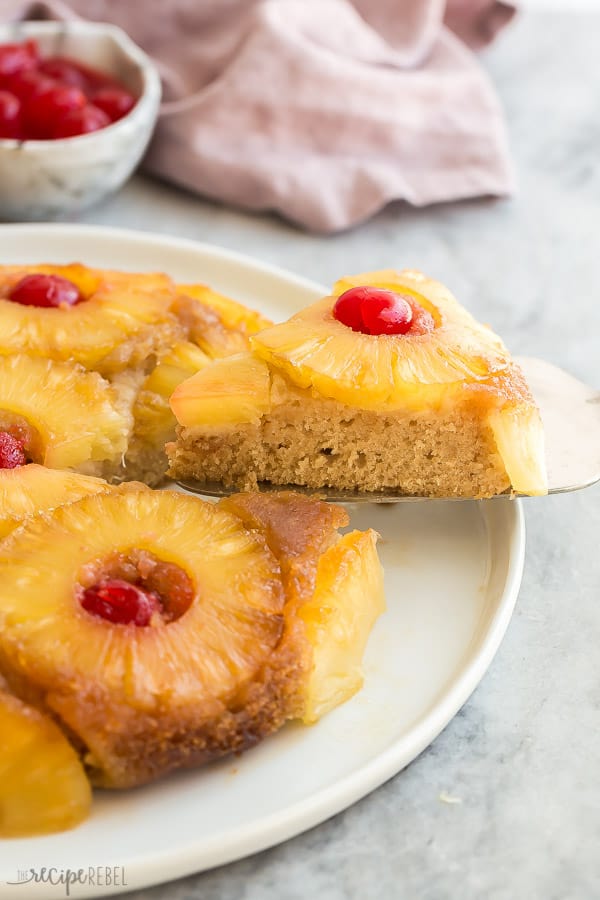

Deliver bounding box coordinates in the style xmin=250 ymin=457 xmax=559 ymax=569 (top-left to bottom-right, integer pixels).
xmin=177 ymin=357 xmax=600 ymax=503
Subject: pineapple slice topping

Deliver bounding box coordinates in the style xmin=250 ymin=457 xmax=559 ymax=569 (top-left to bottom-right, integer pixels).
xmin=0 ymin=490 xmax=285 ymax=712
xmin=251 ymin=270 xmax=511 ymax=411
xmin=144 ymin=341 xmax=211 ymax=401
xmin=219 ymin=492 xmax=385 ymax=724
xmin=130 ymin=341 xmax=212 ymax=456
xmin=0 ymin=489 xmax=384 ymax=786
xmin=170 ymin=353 xmax=272 ymax=427
xmin=488 ymin=403 xmax=548 ymax=496
xmin=0 ymin=263 xmax=180 ymax=373
xmin=0 ymin=354 xmax=130 ymax=469
xmin=300 ymin=529 xmax=385 ymax=723
xmin=0 ymin=690 xmax=91 ymax=837
xmin=174 ymin=284 xmax=272 ymax=361
xmin=0 ymin=465 xmax=111 ymax=539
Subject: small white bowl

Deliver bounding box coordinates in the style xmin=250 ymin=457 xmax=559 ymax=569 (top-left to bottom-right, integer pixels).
xmin=0 ymin=20 xmax=161 ymax=220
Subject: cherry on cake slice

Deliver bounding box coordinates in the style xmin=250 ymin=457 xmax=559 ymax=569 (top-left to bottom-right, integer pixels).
xmin=167 ymin=270 xmax=547 ymax=499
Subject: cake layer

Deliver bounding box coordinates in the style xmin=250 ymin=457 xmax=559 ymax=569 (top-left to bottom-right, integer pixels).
xmin=169 ymin=375 xmax=511 ymax=498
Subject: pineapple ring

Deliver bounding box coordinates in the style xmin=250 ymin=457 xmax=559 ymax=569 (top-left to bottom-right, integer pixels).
xmin=0 ymin=489 xmax=384 ymax=789
xmin=250 ymin=269 xmax=511 ymax=411
xmin=0 ymin=465 xmax=111 ymax=539
xmin=0 ymin=263 xmax=182 ymax=374
xmin=0 ymin=489 xmax=286 ymax=787
xmin=0 ymin=355 xmax=130 ymax=470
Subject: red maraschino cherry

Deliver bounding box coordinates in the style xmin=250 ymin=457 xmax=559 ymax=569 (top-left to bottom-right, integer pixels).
xmin=0 ymin=39 xmax=137 ymax=139
xmin=0 ymin=40 xmax=38 ymax=85
xmin=92 ymin=87 xmax=135 ymax=122
xmin=9 ymin=273 xmax=83 ymax=308
xmin=0 ymin=90 xmax=22 ymax=139
xmin=53 ymin=104 xmax=110 ymax=138
xmin=24 ymin=83 xmax=87 ymax=139
xmin=7 ymin=70 xmax=56 ymax=103
xmin=80 ymin=579 xmax=163 ymax=627
xmin=38 ymin=57 xmax=90 ymax=91
xmin=0 ymin=431 xmax=26 ymax=469
xmin=334 ymin=286 xmax=414 ymax=336
xmin=360 ymin=291 xmax=414 ymax=336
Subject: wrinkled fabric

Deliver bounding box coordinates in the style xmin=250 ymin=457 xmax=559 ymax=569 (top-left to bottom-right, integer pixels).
xmin=2 ymin=0 xmax=516 ymax=231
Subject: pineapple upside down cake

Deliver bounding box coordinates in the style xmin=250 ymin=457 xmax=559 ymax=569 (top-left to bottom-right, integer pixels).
xmin=0 ymin=261 xmax=386 ymax=836
xmin=169 ymin=270 xmax=547 ymax=499
xmin=0 ymin=259 xmax=546 ymax=837
xmin=0 ymin=263 xmax=272 ymax=485
xmin=0 ymin=483 xmax=384 ymax=834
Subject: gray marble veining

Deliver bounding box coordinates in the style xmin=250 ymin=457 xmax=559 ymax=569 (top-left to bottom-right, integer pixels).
xmin=71 ymin=9 xmax=599 ymax=900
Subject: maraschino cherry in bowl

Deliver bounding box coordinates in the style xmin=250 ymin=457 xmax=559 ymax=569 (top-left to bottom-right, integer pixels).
xmin=0 ymin=20 xmax=161 ymax=220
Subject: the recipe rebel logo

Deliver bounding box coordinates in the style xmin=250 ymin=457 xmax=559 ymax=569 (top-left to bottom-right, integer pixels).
xmin=5 ymin=866 xmax=128 ymax=896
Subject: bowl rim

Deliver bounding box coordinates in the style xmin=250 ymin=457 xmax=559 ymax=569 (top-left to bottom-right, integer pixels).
xmin=0 ymin=19 xmax=161 ymax=150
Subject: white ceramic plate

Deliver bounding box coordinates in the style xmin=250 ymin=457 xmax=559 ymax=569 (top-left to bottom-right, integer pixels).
xmin=0 ymin=225 xmax=525 ymax=899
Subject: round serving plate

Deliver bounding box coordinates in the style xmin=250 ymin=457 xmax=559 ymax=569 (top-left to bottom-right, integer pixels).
xmin=0 ymin=225 xmax=525 ymax=899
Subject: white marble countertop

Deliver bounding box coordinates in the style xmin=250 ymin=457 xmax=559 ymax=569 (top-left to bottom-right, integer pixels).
xmin=72 ymin=8 xmax=599 ymax=899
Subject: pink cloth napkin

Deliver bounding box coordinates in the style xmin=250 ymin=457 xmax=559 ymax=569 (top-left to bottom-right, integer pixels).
xmin=2 ymin=0 xmax=516 ymax=232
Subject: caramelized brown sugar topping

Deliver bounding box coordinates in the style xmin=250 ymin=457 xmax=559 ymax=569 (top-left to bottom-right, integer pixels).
xmin=220 ymin=491 xmax=348 ymax=567
xmin=172 ymin=286 xmax=272 ymax=361
xmin=463 ymin=361 xmax=538 ymax=409
xmin=219 ymin=492 xmax=351 ymax=635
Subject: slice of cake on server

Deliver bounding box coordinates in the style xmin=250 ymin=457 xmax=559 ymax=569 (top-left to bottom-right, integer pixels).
xmin=167 ymin=270 xmax=547 ymax=499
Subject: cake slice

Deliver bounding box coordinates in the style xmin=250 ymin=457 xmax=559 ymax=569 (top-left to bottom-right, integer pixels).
xmin=168 ymin=270 xmax=547 ymax=498
xmin=0 ymin=489 xmax=383 ymax=788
